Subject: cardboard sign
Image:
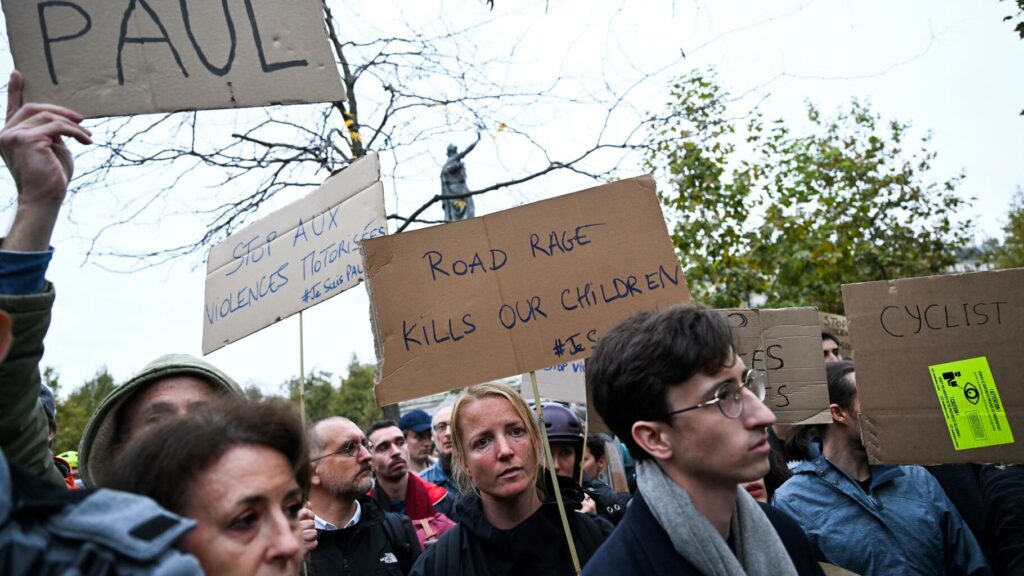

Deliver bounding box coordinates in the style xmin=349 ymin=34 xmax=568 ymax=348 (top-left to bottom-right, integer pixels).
xmin=363 ymin=175 xmax=691 ymax=406
xmin=203 ymin=153 xmax=384 ymax=354
xmin=843 ymin=268 xmax=1024 ymax=464
xmin=723 ymin=308 xmax=832 ymax=425
xmin=521 ymin=361 xmax=587 ymax=404
xmin=4 ymin=0 xmax=344 ymax=118
xmin=819 ymin=311 xmax=854 ymax=359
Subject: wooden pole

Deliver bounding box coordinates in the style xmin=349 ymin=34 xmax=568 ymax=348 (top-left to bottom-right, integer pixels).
xmin=531 ymin=371 xmax=582 ymax=575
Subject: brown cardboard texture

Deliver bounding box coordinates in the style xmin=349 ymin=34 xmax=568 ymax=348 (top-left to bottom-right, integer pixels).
xmin=363 ymin=175 xmax=691 ymax=406
xmin=820 ymin=311 xmax=854 ymax=359
xmin=522 ymin=361 xmax=587 ymax=404
xmin=4 ymin=0 xmax=344 ymax=118
xmin=203 ymin=153 xmax=384 ymax=354
xmin=842 ymin=268 xmax=1024 ymax=465
xmin=722 ymin=308 xmax=831 ymax=425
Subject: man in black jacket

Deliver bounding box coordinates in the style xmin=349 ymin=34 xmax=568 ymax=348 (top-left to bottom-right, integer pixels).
xmin=307 ymin=417 xmax=420 ymax=575
xmin=582 ymin=304 xmax=824 ymax=576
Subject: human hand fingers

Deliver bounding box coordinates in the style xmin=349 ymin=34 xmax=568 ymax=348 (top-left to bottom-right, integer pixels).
xmin=6 ymin=70 xmax=23 ymax=123
xmin=5 ymin=100 xmax=84 ymax=132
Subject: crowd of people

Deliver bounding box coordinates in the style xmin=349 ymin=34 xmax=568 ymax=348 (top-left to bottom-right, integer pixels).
xmin=2 ymin=67 xmax=1023 ymax=575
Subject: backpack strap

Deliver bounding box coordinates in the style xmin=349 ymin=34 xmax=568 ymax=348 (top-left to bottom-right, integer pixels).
xmin=381 ymin=512 xmax=414 ymax=571
xmin=429 ymin=523 xmax=461 ymax=576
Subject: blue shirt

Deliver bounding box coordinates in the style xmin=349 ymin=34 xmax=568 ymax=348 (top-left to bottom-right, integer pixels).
xmin=773 ymin=455 xmax=990 ymax=576
xmin=420 ymin=461 xmax=459 ymax=496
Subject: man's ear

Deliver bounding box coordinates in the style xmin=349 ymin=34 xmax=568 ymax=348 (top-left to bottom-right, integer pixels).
xmin=632 ymin=420 xmax=674 ymax=462
xmin=829 ymin=403 xmax=850 ymax=426
xmin=0 ymin=311 xmax=11 ymax=364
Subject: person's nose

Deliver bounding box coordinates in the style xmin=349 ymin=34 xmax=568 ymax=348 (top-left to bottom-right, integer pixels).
xmin=356 ymin=443 xmax=372 ymax=465
xmin=743 ymin=386 xmax=777 ymax=428
xmin=494 ymin=434 xmax=515 ymax=460
xmin=264 ymin=509 xmax=301 ymax=566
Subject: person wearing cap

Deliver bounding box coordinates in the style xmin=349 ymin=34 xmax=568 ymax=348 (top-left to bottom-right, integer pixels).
xmin=400 ymin=409 xmax=437 ymax=475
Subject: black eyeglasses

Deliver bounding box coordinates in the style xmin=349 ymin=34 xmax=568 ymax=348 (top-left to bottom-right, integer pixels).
xmin=662 ymin=368 xmax=767 ymax=420
xmin=310 ymin=438 xmax=371 ymax=462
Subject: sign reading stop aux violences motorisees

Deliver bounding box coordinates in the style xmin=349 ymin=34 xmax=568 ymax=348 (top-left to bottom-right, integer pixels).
xmin=362 ymin=175 xmax=692 ymax=406
xmin=202 ymin=153 xmax=384 ymax=354
xmin=4 ymin=0 xmax=343 ymax=118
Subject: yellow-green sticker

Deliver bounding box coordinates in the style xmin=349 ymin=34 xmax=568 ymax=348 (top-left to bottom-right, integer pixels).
xmin=928 ymin=357 xmax=1014 ymax=451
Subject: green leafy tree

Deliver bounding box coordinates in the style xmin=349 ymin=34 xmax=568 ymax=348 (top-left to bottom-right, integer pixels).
xmin=334 ymin=358 xmax=382 ymax=431
xmin=282 ymin=358 xmax=381 ymax=429
xmin=982 ymin=187 xmax=1024 ymax=269
xmin=646 ymin=69 xmax=972 ymax=312
xmin=284 ymin=370 xmax=340 ymax=424
xmin=53 ymin=368 xmax=117 ymax=455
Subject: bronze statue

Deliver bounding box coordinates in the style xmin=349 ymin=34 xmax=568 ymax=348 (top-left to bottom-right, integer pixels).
xmin=441 ymin=133 xmax=481 ymax=222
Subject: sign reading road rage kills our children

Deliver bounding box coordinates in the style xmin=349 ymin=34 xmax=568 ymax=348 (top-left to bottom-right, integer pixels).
xmin=843 ymin=267 xmax=1024 ymax=465
xmin=3 ymin=0 xmax=344 ymax=118
xmin=362 ymin=175 xmax=692 ymax=406
xmin=202 ymin=153 xmax=385 ymax=354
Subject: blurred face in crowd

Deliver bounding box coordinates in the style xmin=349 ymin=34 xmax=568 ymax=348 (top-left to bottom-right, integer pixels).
xmin=180 ymin=444 xmax=303 ymax=576
xmin=581 ymin=446 xmax=604 ymax=480
xmin=822 ymin=338 xmax=842 ymax=364
xmin=459 ymin=396 xmax=538 ymax=503
xmin=120 ymin=376 xmax=216 ymax=445
xmin=312 ymin=419 xmax=374 ymax=499
xmin=743 ymin=478 xmax=768 ymax=502
xmin=369 ymin=426 xmax=409 ymax=481
xmin=551 ymin=444 xmax=577 ymax=478
xmin=655 ymin=355 xmax=777 ymax=492
xmin=432 ymin=406 xmax=454 ymax=459
xmin=405 ymin=428 xmax=433 ymax=465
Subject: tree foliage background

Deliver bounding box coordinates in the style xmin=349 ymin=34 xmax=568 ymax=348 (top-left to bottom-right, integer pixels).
xmin=982 ymin=188 xmax=1024 ymax=269
xmin=645 ymin=68 xmax=972 ymax=313
xmin=50 ymin=358 xmax=380 ymax=455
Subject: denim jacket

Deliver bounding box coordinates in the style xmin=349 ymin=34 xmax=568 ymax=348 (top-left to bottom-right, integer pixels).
xmin=773 ymin=455 xmax=990 ymax=576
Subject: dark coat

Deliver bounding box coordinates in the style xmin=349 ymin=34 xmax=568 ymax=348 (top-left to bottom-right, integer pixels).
xmin=309 ymin=496 xmax=421 ymax=576
xmin=581 ymin=491 xmax=825 ymax=576
xmin=410 ymin=491 xmax=612 ymax=576
xmin=583 ymin=478 xmax=631 ymax=525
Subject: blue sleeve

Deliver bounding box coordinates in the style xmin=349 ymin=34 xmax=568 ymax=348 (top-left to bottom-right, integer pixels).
xmin=931 ymin=473 xmax=992 ymax=575
xmin=0 ymin=247 xmax=53 ymax=295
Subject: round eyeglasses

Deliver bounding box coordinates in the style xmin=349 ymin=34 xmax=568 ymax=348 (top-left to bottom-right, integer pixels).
xmin=310 ymin=438 xmax=371 ymax=462
xmin=662 ymin=368 xmax=767 ymax=420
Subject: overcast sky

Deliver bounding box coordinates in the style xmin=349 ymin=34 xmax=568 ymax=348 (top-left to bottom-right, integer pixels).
xmin=1 ymin=0 xmax=1021 ymax=397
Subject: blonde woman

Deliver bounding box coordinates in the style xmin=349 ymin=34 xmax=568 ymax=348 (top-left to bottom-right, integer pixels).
xmin=411 ymin=382 xmax=610 ymax=575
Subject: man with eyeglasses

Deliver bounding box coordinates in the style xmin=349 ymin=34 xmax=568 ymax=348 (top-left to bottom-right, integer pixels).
xmin=421 ymin=406 xmax=461 ymax=496
xmin=367 ymin=420 xmax=459 ymax=527
xmin=307 ymin=416 xmax=422 ymax=575
xmin=582 ymin=304 xmax=824 ymax=576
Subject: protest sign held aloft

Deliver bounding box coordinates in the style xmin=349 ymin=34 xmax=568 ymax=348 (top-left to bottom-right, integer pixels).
xmin=819 ymin=311 xmax=854 ymax=359
xmin=522 ymin=360 xmax=587 ymax=405
xmin=843 ymin=268 xmax=1023 ymax=465
xmin=722 ymin=307 xmax=832 ymax=425
xmin=202 ymin=153 xmax=384 ymax=354
xmin=363 ymin=175 xmax=691 ymax=406
xmin=4 ymin=0 xmax=344 ymax=118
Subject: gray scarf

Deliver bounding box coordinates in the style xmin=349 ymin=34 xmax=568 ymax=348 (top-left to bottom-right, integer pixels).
xmin=636 ymin=460 xmax=797 ymax=576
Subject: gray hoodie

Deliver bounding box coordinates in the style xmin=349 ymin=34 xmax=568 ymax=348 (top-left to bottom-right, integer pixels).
xmin=78 ymin=353 xmax=243 ymax=487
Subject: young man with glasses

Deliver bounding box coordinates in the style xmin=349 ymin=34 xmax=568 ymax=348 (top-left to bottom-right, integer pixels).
xmin=582 ymin=304 xmax=824 ymax=576
xmin=307 ymin=417 xmax=421 ymax=575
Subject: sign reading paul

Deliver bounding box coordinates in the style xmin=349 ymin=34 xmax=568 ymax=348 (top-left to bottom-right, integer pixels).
xmin=362 ymin=175 xmax=692 ymax=406
xmin=3 ymin=0 xmax=344 ymax=118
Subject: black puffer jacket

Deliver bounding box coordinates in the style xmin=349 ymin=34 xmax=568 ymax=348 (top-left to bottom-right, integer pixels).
xmin=583 ymin=478 xmax=631 ymax=525
xmin=308 ymin=496 xmax=421 ymax=576
xmin=410 ymin=488 xmax=612 ymax=576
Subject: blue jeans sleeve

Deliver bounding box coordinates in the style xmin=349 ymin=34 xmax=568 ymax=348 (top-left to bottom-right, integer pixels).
xmin=0 ymin=247 xmax=53 ymax=295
